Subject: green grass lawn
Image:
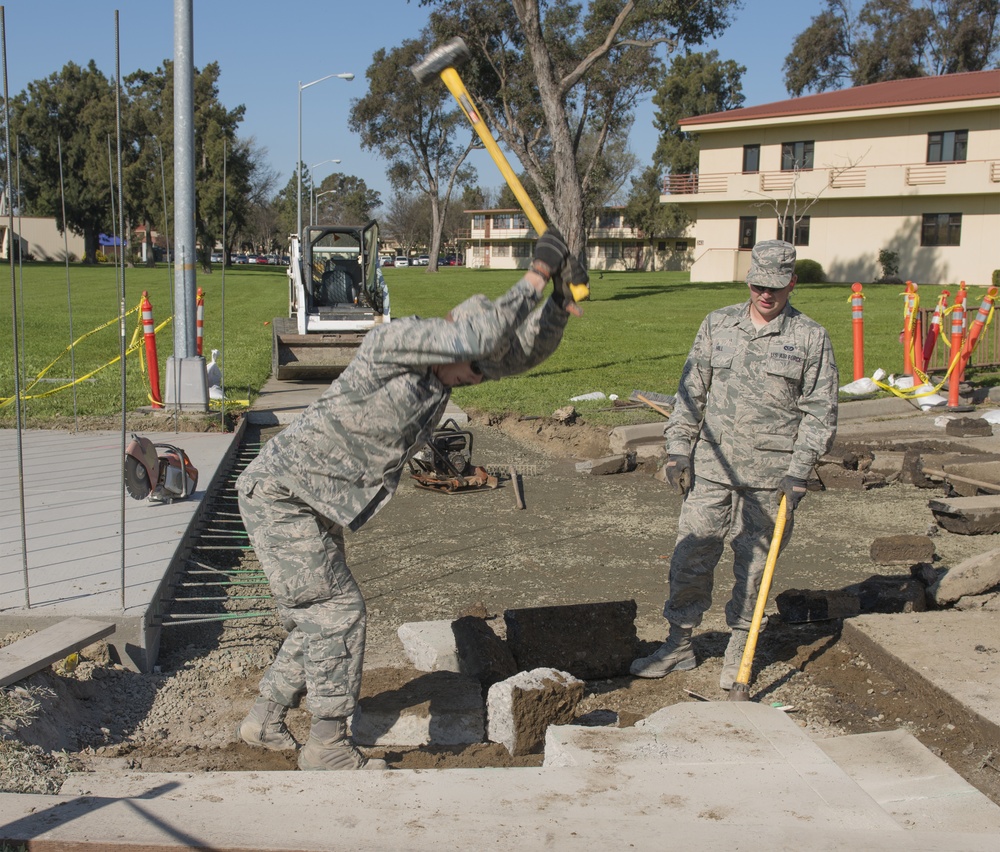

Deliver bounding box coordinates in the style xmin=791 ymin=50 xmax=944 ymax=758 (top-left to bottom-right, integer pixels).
xmin=2 ymin=261 xmax=995 ymax=428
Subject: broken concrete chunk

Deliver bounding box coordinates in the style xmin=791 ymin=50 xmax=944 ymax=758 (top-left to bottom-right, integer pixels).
xmin=775 ymin=588 xmax=861 ymax=623
xmin=504 ymin=600 xmax=639 ymax=680
xmin=869 ymin=534 xmax=935 ymax=566
xmin=929 ymin=495 xmax=1000 ymax=535
xmin=607 ymin=423 xmax=667 ymax=458
xmin=929 ymin=547 xmax=1000 ymax=606
xmin=844 ymin=575 xmax=928 ymax=614
xmin=552 ymin=405 xmax=577 ymax=423
xmin=452 ymin=616 xmax=519 ymax=688
xmin=574 ymin=453 xmax=636 ymax=476
xmin=353 ymin=668 xmax=484 ymax=747
xmin=397 ymin=621 xmax=460 ymax=673
xmin=945 ymin=416 xmax=993 ymax=437
xmin=486 ymin=668 xmax=584 ymax=756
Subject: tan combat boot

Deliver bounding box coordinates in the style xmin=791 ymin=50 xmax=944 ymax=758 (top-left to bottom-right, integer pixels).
xmin=238 ymin=697 xmax=298 ymax=751
xmin=298 ymin=717 xmax=388 ymax=771
xmin=720 ymin=628 xmax=749 ymax=691
xmin=630 ymin=624 xmax=696 ymax=678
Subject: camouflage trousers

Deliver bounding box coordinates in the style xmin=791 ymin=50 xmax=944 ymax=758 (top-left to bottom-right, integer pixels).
xmin=662 ymin=476 xmax=794 ymax=631
xmin=238 ymin=478 xmax=366 ymax=719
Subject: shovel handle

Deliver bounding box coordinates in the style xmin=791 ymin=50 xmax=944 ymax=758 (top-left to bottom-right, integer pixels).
xmin=732 ymin=495 xmax=787 ymax=691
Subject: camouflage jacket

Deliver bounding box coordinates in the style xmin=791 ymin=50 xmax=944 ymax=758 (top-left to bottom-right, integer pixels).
xmin=237 ymin=277 xmax=567 ymax=530
xmin=665 ymin=300 xmax=838 ymax=488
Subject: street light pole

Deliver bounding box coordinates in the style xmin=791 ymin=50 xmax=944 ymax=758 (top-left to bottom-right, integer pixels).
xmin=314 ymin=190 xmax=337 ymax=226
xmin=297 ymin=73 xmax=353 ymax=240
xmin=308 ymin=159 xmax=341 ymax=226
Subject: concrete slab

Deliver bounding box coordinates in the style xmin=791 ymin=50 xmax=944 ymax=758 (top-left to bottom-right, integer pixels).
xmin=817 ymin=729 xmax=1000 ymax=833
xmin=14 ymin=701 xmax=997 ymax=850
xmin=843 ymin=611 xmax=1000 ymax=745
xmin=0 ymin=427 xmax=243 ymax=671
xmin=0 ymin=617 xmax=115 ymax=687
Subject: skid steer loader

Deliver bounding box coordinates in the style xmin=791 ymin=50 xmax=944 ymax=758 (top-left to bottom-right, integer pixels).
xmin=272 ymin=219 xmax=391 ymax=380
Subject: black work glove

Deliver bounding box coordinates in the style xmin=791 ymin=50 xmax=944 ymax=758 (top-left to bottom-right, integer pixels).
xmin=664 ymin=454 xmax=692 ymax=496
xmin=533 ymin=228 xmax=570 ymax=277
xmin=552 ymin=255 xmax=589 ymax=309
xmin=776 ymin=475 xmax=808 ymax=517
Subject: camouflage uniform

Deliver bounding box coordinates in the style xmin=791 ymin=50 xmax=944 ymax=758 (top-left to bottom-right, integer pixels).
xmin=662 ymin=299 xmax=838 ymax=630
xmin=237 ymin=277 xmax=566 ymax=719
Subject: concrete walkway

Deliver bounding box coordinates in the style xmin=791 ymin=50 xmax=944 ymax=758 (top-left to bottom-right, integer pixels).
xmin=0 ymin=425 xmax=243 ymax=670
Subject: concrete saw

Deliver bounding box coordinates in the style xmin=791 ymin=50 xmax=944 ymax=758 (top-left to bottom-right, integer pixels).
xmin=124 ymin=434 xmax=198 ymax=503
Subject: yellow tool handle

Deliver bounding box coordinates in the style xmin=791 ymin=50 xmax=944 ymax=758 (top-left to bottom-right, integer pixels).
xmin=439 ymin=67 xmax=590 ymax=304
xmin=734 ymin=495 xmax=787 ymax=687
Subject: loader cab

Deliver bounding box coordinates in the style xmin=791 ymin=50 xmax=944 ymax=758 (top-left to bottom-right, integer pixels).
xmin=274 ymin=219 xmax=390 ymax=381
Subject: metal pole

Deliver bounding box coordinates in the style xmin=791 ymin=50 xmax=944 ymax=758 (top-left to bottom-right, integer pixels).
xmin=173 ymin=0 xmax=195 ymax=358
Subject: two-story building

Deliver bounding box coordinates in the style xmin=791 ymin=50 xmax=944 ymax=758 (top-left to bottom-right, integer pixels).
xmin=663 ymin=70 xmax=1000 ymax=285
xmin=463 ymin=207 xmax=690 ymax=272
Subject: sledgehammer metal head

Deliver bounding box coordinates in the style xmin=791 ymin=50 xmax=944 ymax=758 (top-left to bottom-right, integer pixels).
xmin=411 ymin=37 xmax=470 ymax=84
xmin=412 ymin=37 xmax=590 ymax=306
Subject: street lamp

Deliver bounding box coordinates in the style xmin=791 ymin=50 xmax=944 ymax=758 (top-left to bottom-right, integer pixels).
xmin=308 ymin=159 xmax=341 ymax=226
xmin=297 ymin=73 xmax=354 ymax=240
xmin=314 ymin=190 xmax=338 ymax=226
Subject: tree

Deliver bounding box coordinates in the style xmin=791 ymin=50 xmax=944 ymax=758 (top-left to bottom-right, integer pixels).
xmin=12 ymin=61 xmax=120 ymax=264
xmin=784 ymin=0 xmax=1000 ymax=97
xmin=623 ymin=165 xmax=691 ymax=271
xmin=312 ymin=172 xmax=382 ymax=227
xmin=422 ymin=0 xmax=738 ymax=259
xmin=381 ymin=191 xmax=426 ymax=257
xmin=349 ymin=37 xmax=476 ymax=273
xmin=124 ymin=61 xmax=266 ymax=270
xmin=652 ymin=50 xmax=745 ymax=177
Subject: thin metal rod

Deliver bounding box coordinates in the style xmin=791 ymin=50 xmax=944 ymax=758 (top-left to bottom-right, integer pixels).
xmin=57 ymin=136 xmax=79 ymax=429
xmin=2 ymin=6 xmax=30 ymax=608
xmin=114 ymin=11 xmax=127 ymax=611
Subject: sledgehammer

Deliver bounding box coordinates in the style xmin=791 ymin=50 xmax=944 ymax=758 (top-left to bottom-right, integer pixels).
xmin=728 ymin=495 xmax=788 ymax=701
xmin=411 ymin=37 xmax=590 ymax=304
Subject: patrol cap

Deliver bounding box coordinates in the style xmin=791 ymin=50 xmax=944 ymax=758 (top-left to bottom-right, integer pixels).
xmin=747 ymin=240 xmax=796 ymax=289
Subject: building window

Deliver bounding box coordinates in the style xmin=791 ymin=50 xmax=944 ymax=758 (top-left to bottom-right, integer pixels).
xmin=921 ymin=213 xmax=962 ymax=247
xmin=512 ymin=242 xmax=531 ymax=258
xmin=781 ymin=140 xmax=814 ymax=171
xmin=492 ymin=213 xmax=527 ymax=229
xmin=598 ymin=243 xmax=621 ymax=258
xmin=472 ymin=214 xmax=485 ymax=229
xmin=657 ymin=241 xmax=667 ymax=251
xmin=674 ymin=240 xmax=689 ymax=251
xmin=778 ymin=216 xmax=810 ymax=246
xmin=493 ymin=244 xmax=511 ymax=257
xmin=471 ymin=245 xmax=486 ymax=258
xmin=598 ymin=211 xmax=620 ymax=228
xmin=927 ymin=130 xmax=968 ymax=163
xmin=738 ymin=216 xmax=756 ymax=250
xmin=742 ymin=144 xmax=760 ymax=173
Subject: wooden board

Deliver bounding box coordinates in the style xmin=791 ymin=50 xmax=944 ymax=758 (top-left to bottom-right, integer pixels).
xmin=0 ymin=617 xmax=115 ymax=687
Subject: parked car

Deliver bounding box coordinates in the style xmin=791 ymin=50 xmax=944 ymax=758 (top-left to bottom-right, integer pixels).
xmin=394 ymin=256 xmax=410 ymax=268
xmin=417 ymin=255 xmax=429 ymax=266
xmin=255 ymin=255 xmax=268 ymax=264
xmin=233 ymin=254 xmax=249 ymax=264
xmin=381 ymin=256 xmax=395 ymax=267
xmin=210 ymin=252 xmax=224 ymax=264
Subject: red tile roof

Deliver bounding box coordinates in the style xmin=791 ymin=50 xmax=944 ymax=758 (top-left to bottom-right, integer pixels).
xmin=680 ymin=69 xmax=1000 ymax=127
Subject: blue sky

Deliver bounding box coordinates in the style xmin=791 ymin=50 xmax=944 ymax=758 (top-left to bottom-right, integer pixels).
xmin=4 ymin=1 xmax=825 ymax=203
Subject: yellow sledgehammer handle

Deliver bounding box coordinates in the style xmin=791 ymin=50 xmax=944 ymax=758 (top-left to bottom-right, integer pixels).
xmin=729 ymin=495 xmax=788 ymax=701
xmin=439 ymin=66 xmax=590 ymax=304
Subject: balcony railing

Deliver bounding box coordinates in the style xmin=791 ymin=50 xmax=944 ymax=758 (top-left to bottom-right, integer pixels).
xmin=661 ymin=158 xmax=999 ymax=198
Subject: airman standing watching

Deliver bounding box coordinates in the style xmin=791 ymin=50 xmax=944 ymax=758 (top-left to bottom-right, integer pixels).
xmin=631 ymin=240 xmax=838 ymax=690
